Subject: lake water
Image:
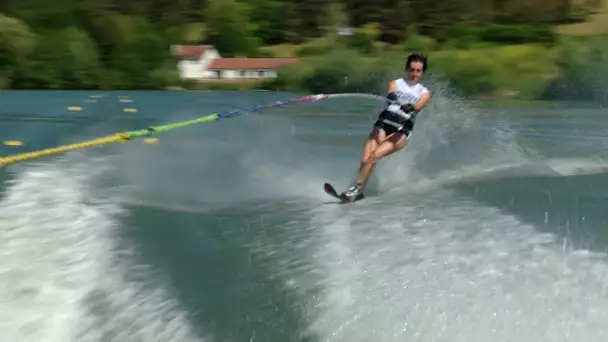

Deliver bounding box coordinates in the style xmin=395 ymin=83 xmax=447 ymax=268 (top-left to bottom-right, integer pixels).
xmin=1 ymin=88 xmax=608 ymax=342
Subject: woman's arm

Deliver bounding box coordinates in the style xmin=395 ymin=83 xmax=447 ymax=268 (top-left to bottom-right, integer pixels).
xmin=414 ymin=91 xmax=431 ymax=111
xmin=387 ymin=80 xmax=397 ymax=93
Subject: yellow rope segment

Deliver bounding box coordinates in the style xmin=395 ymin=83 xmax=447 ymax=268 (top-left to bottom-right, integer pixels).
xmin=0 ymin=134 xmax=131 ymax=167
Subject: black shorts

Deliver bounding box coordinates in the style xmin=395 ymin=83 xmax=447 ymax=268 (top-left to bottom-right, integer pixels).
xmin=373 ymin=118 xmax=414 ymax=139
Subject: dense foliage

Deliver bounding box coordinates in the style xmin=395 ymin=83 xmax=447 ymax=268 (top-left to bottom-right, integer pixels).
xmin=0 ymin=0 xmax=606 ymax=99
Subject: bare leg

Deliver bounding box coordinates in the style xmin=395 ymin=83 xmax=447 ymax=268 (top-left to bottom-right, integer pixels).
xmin=358 ymin=128 xmax=386 ymax=186
xmin=342 ymin=128 xmax=399 ymax=200
xmin=356 ymin=132 xmax=408 ymax=188
xmin=361 ymin=164 xmax=376 ymax=191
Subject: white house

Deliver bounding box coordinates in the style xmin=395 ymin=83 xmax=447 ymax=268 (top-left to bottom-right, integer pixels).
xmin=205 ymin=57 xmax=300 ymax=80
xmin=170 ymin=45 xmax=300 ymax=81
xmin=171 ymin=45 xmax=220 ymax=79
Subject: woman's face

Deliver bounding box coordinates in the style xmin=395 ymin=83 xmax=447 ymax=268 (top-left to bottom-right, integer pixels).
xmin=407 ymin=61 xmax=424 ymax=82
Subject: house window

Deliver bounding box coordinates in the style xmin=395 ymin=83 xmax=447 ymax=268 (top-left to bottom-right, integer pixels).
xmin=240 ymin=70 xmax=246 ymax=77
xmin=215 ymin=70 xmax=221 ymax=79
xmin=258 ymin=70 xmax=265 ymax=77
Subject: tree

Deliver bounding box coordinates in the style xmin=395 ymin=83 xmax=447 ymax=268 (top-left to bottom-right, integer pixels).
xmin=204 ymin=0 xmax=260 ymax=56
xmin=0 ymin=13 xmax=36 ymax=86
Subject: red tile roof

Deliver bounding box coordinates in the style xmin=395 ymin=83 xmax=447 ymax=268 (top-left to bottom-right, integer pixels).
xmin=208 ymin=58 xmax=300 ymax=70
xmin=171 ymin=45 xmax=215 ymax=58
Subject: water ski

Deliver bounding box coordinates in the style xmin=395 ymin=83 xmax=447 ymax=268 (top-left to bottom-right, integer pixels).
xmin=323 ymin=182 xmax=365 ymax=204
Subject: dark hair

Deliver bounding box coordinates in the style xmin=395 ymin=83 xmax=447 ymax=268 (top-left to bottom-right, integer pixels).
xmin=405 ymin=52 xmax=428 ymax=72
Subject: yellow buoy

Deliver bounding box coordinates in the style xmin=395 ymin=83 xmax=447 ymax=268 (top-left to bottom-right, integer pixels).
xmin=67 ymin=106 xmax=82 ymax=111
xmin=123 ymin=108 xmax=138 ymax=113
xmin=3 ymin=140 xmax=23 ymax=146
xmin=143 ymin=138 xmax=158 ymax=144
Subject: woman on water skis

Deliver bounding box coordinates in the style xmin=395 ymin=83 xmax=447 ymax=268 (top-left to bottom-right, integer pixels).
xmin=341 ymin=52 xmax=432 ymax=201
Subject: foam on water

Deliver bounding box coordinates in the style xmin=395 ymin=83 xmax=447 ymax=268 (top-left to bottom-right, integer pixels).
xmin=544 ymin=157 xmax=608 ymax=176
xmin=111 ymin=107 xmax=352 ymax=210
xmin=289 ymin=81 xmax=608 ymax=341
xmin=305 ymin=191 xmax=608 ymax=342
xmin=6 ymin=88 xmax=608 ymax=342
xmin=368 ymin=79 xmax=540 ymax=193
xmin=0 ymin=159 xmax=204 ymax=342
